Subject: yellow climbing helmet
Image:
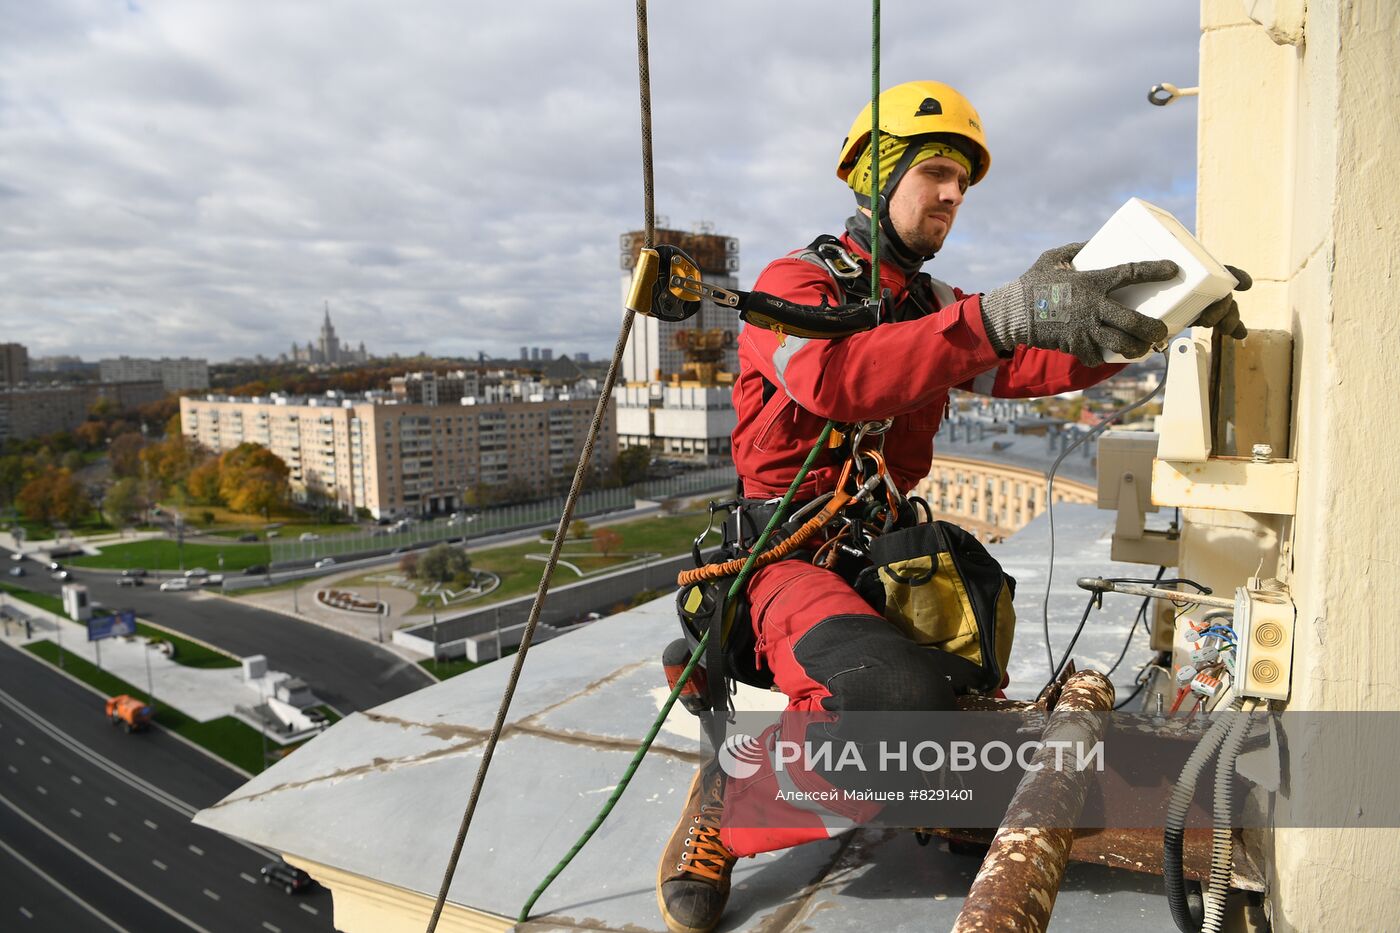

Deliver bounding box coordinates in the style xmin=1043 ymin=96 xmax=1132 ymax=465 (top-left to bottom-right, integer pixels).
xmin=837 ymin=80 xmax=991 ymax=187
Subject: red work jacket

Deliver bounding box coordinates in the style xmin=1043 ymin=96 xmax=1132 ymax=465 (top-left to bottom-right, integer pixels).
xmin=732 ymin=233 xmax=1125 ymax=499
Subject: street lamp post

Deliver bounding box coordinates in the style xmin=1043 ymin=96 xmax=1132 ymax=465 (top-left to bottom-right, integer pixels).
xmin=144 ymin=642 xmax=156 ymax=713
xmin=494 ymin=606 xmax=503 ymax=662
xmin=432 ymin=610 xmax=439 ymax=676
xmin=377 ymin=602 xmax=385 ymax=644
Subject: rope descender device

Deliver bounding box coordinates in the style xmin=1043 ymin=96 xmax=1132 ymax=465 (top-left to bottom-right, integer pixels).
xmin=625 ymin=244 xmax=884 ymax=340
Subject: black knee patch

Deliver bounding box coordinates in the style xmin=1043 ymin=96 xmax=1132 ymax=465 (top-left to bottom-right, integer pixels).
xmin=792 ymin=613 xmax=957 ymax=714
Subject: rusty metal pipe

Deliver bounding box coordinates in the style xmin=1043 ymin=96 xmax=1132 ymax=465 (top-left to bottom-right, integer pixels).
xmin=952 ymin=670 xmax=1115 ymax=933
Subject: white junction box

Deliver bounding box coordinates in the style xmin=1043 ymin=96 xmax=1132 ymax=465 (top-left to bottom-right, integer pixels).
xmin=1073 ymin=198 xmax=1240 ymax=363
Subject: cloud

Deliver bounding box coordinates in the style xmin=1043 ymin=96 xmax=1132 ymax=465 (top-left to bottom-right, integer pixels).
xmin=0 ymin=1 xmax=1200 ymax=362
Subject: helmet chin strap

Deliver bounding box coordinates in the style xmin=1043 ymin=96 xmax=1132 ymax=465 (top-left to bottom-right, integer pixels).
xmin=876 ymin=196 xmax=938 ymax=267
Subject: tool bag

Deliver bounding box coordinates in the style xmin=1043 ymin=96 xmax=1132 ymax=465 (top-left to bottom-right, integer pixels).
xmin=854 ymin=520 xmax=1017 ymax=694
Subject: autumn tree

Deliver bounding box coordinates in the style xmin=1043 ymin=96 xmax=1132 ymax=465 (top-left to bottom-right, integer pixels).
xmin=17 ymin=470 xmax=90 ymax=525
xmin=102 ymin=478 xmax=147 ymax=529
xmin=109 ymin=432 xmax=146 ymax=478
xmin=415 ymin=543 xmax=473 ymax=586
xmin=397 ymin=552 xmax=420 ymax=577
xmin=217 ymin=443 xmax=290 ymax=516
xmin=140 ymin=434 xmax=202 ymax=490
xmin=73 ymin=420 xmax=107 ymax=450
xmin=610 ymin=445 xmax=651 ymax=487
xmin=593 ymin=527 xmax=623 ymax=558
xmin=187 ymin=458 xmax=223 ymax=505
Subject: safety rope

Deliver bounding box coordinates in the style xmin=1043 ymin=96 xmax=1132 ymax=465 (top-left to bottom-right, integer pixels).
xmin=869 ymin=0 xmax=881 ymax=299
xmin=516 ymin=3 xmax=886 ymax=922
xmin=421 ymin=3 xmax=655 ymax=928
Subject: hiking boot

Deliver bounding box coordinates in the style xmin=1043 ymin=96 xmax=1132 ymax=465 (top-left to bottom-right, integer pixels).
xmin=657 ymin=760 xmax=735 ymax=933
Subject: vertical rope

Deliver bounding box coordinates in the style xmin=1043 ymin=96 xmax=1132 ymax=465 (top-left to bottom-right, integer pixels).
xmin=868 ymin=0 xmax=881 ymax=300
xmin=421 ymin=5 xmax=654 ymax=930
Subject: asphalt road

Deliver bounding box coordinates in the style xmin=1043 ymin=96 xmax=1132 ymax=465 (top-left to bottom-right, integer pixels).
xmin=6 ymin=547 xmax=431 ymax=713
xmin=0 ymin=641 xmax=334 ymax=933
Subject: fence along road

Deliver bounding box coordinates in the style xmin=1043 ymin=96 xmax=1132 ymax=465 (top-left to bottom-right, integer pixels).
xmin=269 ymin=465 xmax=737 ymax=565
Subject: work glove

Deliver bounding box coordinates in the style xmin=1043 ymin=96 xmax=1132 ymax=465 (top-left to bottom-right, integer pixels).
xmin=1191 ymin=265 xmax=1252 ymax=339
xmin=980 ymin=242 xmax=1176 ymax=367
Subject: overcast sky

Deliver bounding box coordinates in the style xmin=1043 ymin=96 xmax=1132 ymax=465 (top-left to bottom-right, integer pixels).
xmin=0 ymin=2 xmax=1201 ymax=363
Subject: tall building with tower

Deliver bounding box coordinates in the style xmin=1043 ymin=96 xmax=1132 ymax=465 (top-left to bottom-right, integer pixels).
xmin=617 ymin=225 xmax=740 ymax=464
xmin=288 ymin=303 xmax=370 ymax=366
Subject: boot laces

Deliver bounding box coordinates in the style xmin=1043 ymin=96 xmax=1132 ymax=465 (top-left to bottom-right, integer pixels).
xmin=678 ymin=801 xmax=731 ymax=882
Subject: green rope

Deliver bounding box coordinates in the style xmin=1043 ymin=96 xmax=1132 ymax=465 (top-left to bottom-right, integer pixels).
xmin=869 ymin=0 xmax=881 ymax=300
xmin=518 ymin=422 xmax=835 ymax=923
xmin=518 ymin=3 xmax=883 ymax=923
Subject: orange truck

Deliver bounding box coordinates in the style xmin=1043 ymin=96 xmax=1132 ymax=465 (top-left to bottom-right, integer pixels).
xmin=105 ymin=695 xmax=153 ymax=733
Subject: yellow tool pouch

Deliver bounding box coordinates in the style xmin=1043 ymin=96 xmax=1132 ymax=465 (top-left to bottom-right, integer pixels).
xmin=856 ymin=520 xmax=1017 ymax=694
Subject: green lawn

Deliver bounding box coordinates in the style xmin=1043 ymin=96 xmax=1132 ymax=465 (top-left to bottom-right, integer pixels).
xmin=68 ymin=539 xmax=271 ymax=573
xmin=418 ymin=648 xmax=515 ymax=680
xmin=1 ymin=582 xmax=64 ymax=615
xmin=24 ymin=641 xmax=271 ymax=773
xmin=395 ymin=511 xmax=707 ymax=615
xmin=2 ymin=582 xmax=240 ymax=670
xmin=7 ymin=513 xmax=115 ymax=541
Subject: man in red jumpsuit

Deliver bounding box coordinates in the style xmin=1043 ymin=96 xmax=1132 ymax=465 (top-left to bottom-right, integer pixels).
xmin=656 ymin=80 xmax=1249 ymax=933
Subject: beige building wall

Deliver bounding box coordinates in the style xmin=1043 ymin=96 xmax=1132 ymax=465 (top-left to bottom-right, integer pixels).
xmin=1188 ymin=3 xmax=1400 ymax=929
xmin=181 ymin=395 xmax=617 ymax=518
xmin=914 ymin=455 xmax=1096 ymax=543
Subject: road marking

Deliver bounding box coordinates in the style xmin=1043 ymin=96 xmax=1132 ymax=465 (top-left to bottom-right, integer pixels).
xmin=108 ymin=832 xmax=122 ymax=843
xmin=69 ymin=808 xmax=82 ymax=818
xmin=0 ymin=816 xmax=139 ymax=932
xmin=202 ymin=889 xmax=220 ymax=902
xmin=261 ymin=923 xmax=282 ymax=933
xmin=152 ymin=859 xmax=167 ymax=871
xmin=0 ymin=688 xmax=197 ymax=818
xmin=6 ymin=764 xmax=16 ymax=774
xmin=39 ymin=754 xmax=50 ymax=764
xmin=70 ymin=775 xmax=81 ymax=784
xmin=239 ymin=872 xmax=258 ymax=884
xmin=299 ymin=903 xmax=319 ymax=915
xmin=188 ymin=844 xmax=204 ymax=856
xmin=19 ymin=906 xmax=33 ymax=919
xmin=35 ymin=785 xmax=46 ymax=795
xmin=0 ymin=672 xmax=278 ymax=863
xmin=14 ymin=736 xmax=22 ymax=745
xmin=143 ymin=819 xmax=158 ymax=830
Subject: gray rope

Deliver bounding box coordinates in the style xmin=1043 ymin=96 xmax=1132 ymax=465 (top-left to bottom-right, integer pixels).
xmin=422 ymin=3 xmax=655 ymax=928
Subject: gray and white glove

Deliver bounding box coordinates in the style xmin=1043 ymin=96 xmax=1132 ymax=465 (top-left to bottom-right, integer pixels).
xmin=1191 ymin=265 xmax=1251 ymax=339
xmin=980 ymin=242 xmax=1177 ymax=367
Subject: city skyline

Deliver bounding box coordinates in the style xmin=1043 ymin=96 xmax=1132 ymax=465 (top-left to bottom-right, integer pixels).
xmin=1 ymin=3 xmax=1199 ymax=362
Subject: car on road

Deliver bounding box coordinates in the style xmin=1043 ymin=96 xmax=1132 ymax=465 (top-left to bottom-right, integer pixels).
xmin=122 ymin=568 xmax=148 ymax=578
xmin=237 ymin=532 xmax=259 ymax=542
xmin=299 ymin=532 xmax=321 ymax=542
xmin=8 ymin=552 xmax=22 ymax=561
xmin=260 ymin=860 xmax=313 ymax=894
xmin=46 ymin=560 xmax=63 ymax=572
xmin=51 ymin=569 xmax=71 ymax=581
xmin=159 ymin=578 xmax=191 ymax=592
xmin=117 ymin=575 xmax=143 ymax=587
xmin=244 ymin=564 xmax=269 ymax=576
xmin=184 ymin=567 xmax=209 ymax=578
xmin=266 ymin=530 xmax=280 ymax=538
xmin=8 ymin=566 xmax=24 ymax=577
xmin=314 ymin=557 xmax=336 ymax=569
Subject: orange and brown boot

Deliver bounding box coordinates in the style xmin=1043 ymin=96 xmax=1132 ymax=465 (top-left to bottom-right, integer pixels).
xmin=656 ymin=760 xmax=736 ymax=933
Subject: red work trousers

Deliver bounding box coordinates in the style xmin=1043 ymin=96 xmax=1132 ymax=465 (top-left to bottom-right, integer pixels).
xmin=717 ymin=559 xmax=965 ymax=858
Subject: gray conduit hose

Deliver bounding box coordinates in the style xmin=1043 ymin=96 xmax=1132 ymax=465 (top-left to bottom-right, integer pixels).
xmin=1164 ymin=697 xmax=1245 ymax=932
xmin=1203 ymin=705 xmax=1255 ymax=933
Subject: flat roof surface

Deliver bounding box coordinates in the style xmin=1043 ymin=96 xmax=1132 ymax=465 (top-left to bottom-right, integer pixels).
xmin=195 ymin=503 xmax=1177 ymax=930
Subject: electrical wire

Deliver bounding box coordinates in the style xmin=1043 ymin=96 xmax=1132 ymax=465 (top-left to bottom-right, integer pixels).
xmin=1104 ymin=565 xmax=1167 ymax=678
xmin=1041 ymin=350 xmax=1172 ymax=679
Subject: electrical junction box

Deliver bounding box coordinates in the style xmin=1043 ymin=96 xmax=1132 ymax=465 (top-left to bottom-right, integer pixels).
xmin=1232 ymin=579 xmax=1296 ymax=702
xmin=1073 ymin=198 xmax=1239 ymax=363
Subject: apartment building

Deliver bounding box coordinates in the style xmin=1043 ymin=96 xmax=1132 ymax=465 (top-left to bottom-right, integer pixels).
xmin=0 ymin=343 xmax=28 ymax=386
xmin=180 ymin=389 xmax=615 ymax=519
xmin=98 ymin=356 xmax=210 ymax=392
xmin=0 ymin=381 xmax=166 ymax=443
